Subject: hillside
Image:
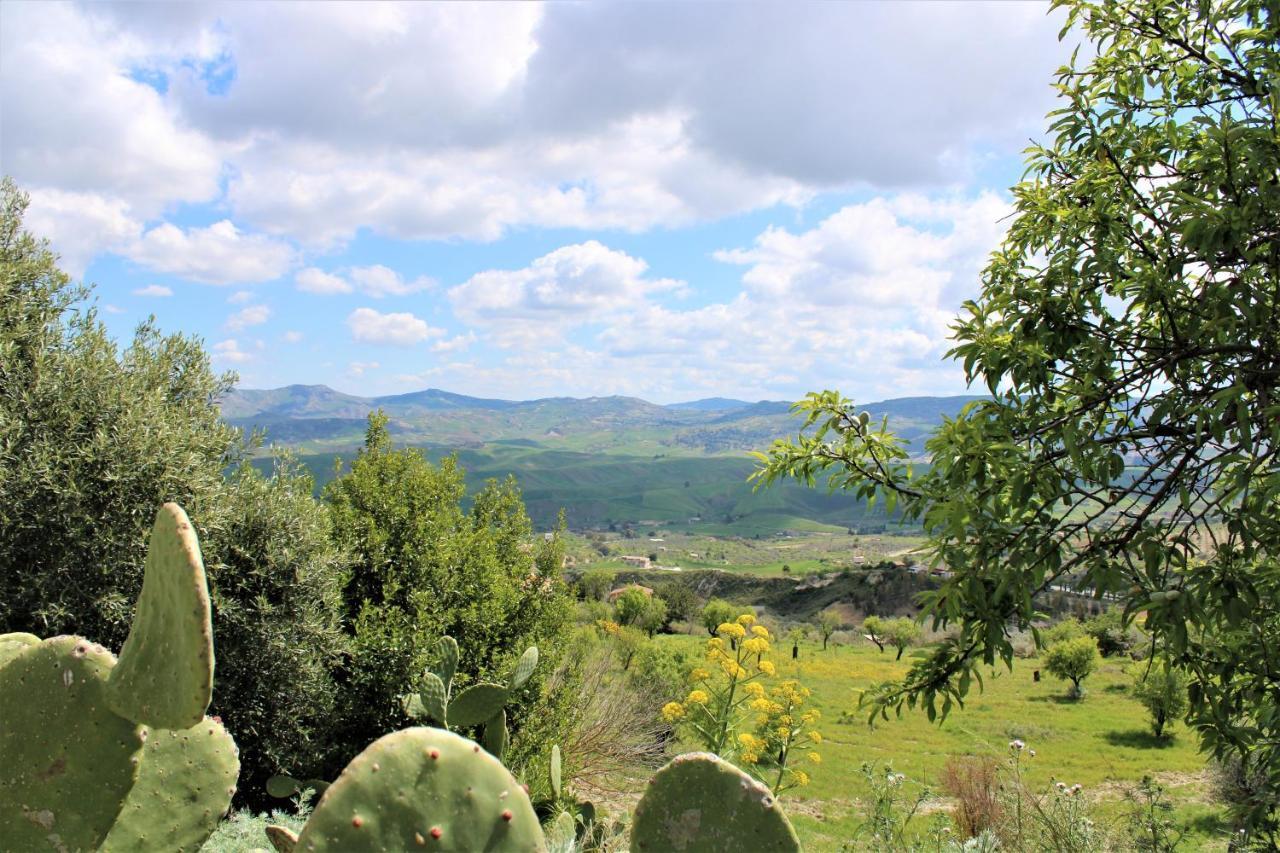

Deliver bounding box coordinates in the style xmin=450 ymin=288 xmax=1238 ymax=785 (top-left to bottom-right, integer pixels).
xmin=230 ymin=387 xmax=983 ymax=534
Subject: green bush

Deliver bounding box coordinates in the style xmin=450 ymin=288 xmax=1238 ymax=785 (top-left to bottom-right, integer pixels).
xmin=1084 ymin=610 xmax=1145 ymax=658
xmin=324 ymin=413 xmax=575 ymax=771
xmin=1129 ymin=658 xmax=1189 ymax=739
xmin=204 ymin=458 xmax=350 ymax=806
xmin=1044 ymin=637 xmax=1101 ymax=699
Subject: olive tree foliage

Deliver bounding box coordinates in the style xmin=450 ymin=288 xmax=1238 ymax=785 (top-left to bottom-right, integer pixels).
xmin=0 ymin=178 xmax=240 ymax=647
xmin=754 ymin=0 xmax=1280 ymax=835
xmin=1043 ymin=637 xmax=1101 ymax=699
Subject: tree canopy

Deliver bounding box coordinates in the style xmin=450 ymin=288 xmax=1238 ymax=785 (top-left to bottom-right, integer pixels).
xmin=756 ymin=0 xmax=1279 ymax=837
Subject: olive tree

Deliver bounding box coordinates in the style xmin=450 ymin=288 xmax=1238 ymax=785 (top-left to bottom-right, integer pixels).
xmin=1044 ymin=637 xmax=1101 ymax=699
xmin=754 ymin=0 xmax=1280 ymax=837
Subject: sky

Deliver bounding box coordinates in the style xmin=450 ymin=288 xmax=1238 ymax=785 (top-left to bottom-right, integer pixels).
xmin=0 ymin=1 xmax=1075 ymax=404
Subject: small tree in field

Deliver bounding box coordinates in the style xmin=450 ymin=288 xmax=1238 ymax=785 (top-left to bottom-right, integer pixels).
xmin=887 ymin=618 xmax=923 ymax=661
xmin=702 ymin=598 xmax=740 ymax=637
xmin=1044 ymin=637 xmax=1101 ymax=699
xmin=1131 ymin=659 xmax=1189 ymax=739
xmin=817 ymin=609 xmax=843 ymax=650
xmin=863 ymin=615 xmax=887 ymax=653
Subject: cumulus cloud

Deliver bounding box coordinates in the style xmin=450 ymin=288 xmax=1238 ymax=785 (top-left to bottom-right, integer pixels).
xmin=282 ymin=330 xmax=304 ymax=343
xmin=295 ymin=267 xmax=353 ymax=294
xmin=212 ymin=338 xmax=252 ymax=363
xmin=132 ymin=284 xmax=172 ymax=297
xmin=350 ymin=265 xmax=434 ymax=298
xmin=347 ymin=307 xmax=442 ymax=346
xmin=2 ymin=2 xmax=1070 ymax=256
xmin=225 ymin=304 xmax=271 ymax=331
xmin=22 ymin=189 xmax=142 ymax=278
xmin=449 ymin=241 xmax=683 ymax=343
xmin=228 ymin=289 xmax=255 ymax=304
xmin=125 ymin=220 xmax=294 ymax=285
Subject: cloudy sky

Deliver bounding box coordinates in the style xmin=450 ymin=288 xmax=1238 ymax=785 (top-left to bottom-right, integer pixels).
xmin=1 ymin=1 xmax=1074 ymax=403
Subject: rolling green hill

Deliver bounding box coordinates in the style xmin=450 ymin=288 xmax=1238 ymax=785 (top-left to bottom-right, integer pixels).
xmin=230 ymin=387 xmax=982 ymax=533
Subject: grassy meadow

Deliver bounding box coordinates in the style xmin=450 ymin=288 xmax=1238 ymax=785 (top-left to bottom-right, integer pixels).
xmin=653 ymin=634 xmax=1228 ymax=851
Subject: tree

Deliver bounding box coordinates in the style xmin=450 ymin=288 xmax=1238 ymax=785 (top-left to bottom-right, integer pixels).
xmin=1131 ymin=658 xmax=1190 ymax=739
xmin=578 ymin=569 xmax=612 ymax=602
xmin=754 ymin=0 xmax=1280 ymax=836
xmin=637 ymin=596 xmax=668 ymax=638
xmin=656 ymin=581 xmax=699 ymax=627
xmin=862 ymin=615 xmax=887 ymax=653
xmin=817 ymin=609 xmax=843 ymax=650
xmin=702 ymin=598 xmax=740 ymax=637
xmin=614 ymin=587 xmax=652 ymax=626
xmin=1044 ymin=637 xmax=1101 ymax=699
xmin=325 ymin=414 xmax=574 ymax=765
xmin=0 ymin=179 xmax=351 ymax=808
xmin=887 ymin=618 xmax=922 ymax=661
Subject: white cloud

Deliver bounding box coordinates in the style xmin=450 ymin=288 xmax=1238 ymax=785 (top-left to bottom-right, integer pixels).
xmin=226 ymin=304 xmax=271 ymax=331
xmin=350 ymin=265 xmax=434 ymax=298
xmin=449 ymin=241 xmax=683 ymax=344
xmin=347 ymin=307 xmax=442 ymax=346
xmin=346 ymin=360 xmax=381 ymax=377
xmin=103 ymin=303 xmax=125 ymax=315
xmin=212 ymin=338 xmax=252 ymax=363
xmin=22 ymin=188 xmax=142 ymax=279
xmin=282 ymin=330 xmax=304 ymax=343
xmin=228 ymin=289 xmax=255 ymax=304
xmin=127 ymin=220 xmax=296 ymax=285
xmin=132 ymin=284 xmax=172 ymax=297
xmin=295 ymin=267 xmax=353 ymax=295
xmin=431 ymin=331 xmax=477 ymax=354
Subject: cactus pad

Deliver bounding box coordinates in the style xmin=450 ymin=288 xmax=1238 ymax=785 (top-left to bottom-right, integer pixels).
xmin=294 ymin=727 xmax=545 ymax=852
xmin=0 ymin=636 xmax=145 ymax=851
xmin=0 ymin=631 xmax=40 ymax=669
xmin=630 ymin=753 xmax=801 ymax=852
xmin=447 ymin=683 xmax=510 ymax=728
xmin=509 ymin=646 xmax=538 ymax=689
xmin=434 ymin=636 xmax=459 ymax=693
xmin=100 ymin=716 xmax=240 ymax=852
xmin=420 ymin=671 xmax=448 ymax=723
xmin=107 ymin=502 xmax=214 ymax=729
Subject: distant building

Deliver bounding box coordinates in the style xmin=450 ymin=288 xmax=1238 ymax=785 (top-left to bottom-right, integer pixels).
xmin=619 ymin=555 xmax=651 ymax=569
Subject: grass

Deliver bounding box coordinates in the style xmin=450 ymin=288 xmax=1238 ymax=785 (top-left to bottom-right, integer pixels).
xmin=652 ymin=635 xmax=1229 ymax=851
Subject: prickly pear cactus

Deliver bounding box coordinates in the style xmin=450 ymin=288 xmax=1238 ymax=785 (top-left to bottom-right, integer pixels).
xmin=293 ymin=727 xmax=546 ymax=852
xmin=107 ymin=502 xmax=214 ymax=730
xmin=100 ymin=715 xmax=240 ymax=852
xmin=0 ymin=636 xmax=145 ymax=851
xmin=0 ymin=631 xmax=40 ymax=669
xmin=265 ymin=824 xmax=299 ymax=852
xmin=630 ymin=752 xmax=801 ymax=852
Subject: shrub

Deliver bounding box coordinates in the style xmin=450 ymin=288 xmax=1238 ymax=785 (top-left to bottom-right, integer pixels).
xmin=325 ymin=413 xmax=574 ymax=770
xmin=700 ymin=598 xmax=739 ymax=636
xmin=1041 ymin=618 xmax=1085 ymax=647
xmin=940 ymin=756 xmax=1002 ymax=839
xmin=577 ymin=570 xmax=612 ymax=602
xmin=1043 ymin=637 xmax=1100 ymax=699
xmin=1085 ymin=609 xmax=1145 ymax=658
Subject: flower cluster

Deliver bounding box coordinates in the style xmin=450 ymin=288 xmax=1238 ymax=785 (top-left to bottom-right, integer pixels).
xmin=661 ymin=614 xmax=820 ymax=796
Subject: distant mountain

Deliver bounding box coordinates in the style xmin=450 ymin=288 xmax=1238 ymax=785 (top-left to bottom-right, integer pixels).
xmin=665 ymin=397 xmax=755 ymax=412
xmin=219 ymin=384 xmax=985 ymax=457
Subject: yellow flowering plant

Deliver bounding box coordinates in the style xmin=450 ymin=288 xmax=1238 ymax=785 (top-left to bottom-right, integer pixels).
xmin=661 ymin=614 xmax=821 ymax=796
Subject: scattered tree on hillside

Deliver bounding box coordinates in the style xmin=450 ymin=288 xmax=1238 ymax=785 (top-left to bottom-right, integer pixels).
xmin=817 ymin=609 xmax=843 ymax=650
xmin=656 ymin=581 xmax=699 ymax=628
xmin=1131 ymin=658 xmax=1190 ymax=739
xmin=755 ymin=0 xmax=1280 ymax=837
xmin=702 ymin=598 xmax=740 ymax=637
xmin=862 ymin=615 xmax=887 ymax=653
xmin=1044 ymin=637 xmax=1101 ymax=700
xmin=578 ymin=569 xmax=612 ymax=602
xmin=614 ymin=587 xmax=652 ymax=627
xmin=887 ymin=618 xmax=923 ymax=661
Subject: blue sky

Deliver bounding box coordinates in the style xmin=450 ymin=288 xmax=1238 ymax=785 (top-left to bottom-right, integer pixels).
xmin=1 ymin=1 xmax=1074 ymax=403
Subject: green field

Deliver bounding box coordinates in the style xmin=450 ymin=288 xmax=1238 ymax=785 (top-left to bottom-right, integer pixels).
xmin=652 ymin=635 xmax=1228 ymax=851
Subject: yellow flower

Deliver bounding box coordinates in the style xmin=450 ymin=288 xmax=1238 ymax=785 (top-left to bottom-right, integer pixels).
xmin=776 ymin=726 xmax=791 ymax=740
xmin=738 ymin=732 xmax=762 ymax=749
xmin=810 ymin=731 xmax=823 ymax=744
xmin=758 ymin=660 xmax=776 ymax=676
xmin=792 ymin=770 xmax=810 ymax=786
xmin=750 ymin=697 xmax=772 ymax=712
xmin=801 ymin=710 xmax=821 ymax=724
xmin=752 ymin=625 xmax=769 ymax=638
xmin=807 ymin=751 xmax=822 ymax=764
xmin=661 ymin=702 xmax=685 ymax=722
xmin=718 ymin=622 xmax=747 ymax=639
xmin=690 ymin=667 xmax=711 ymax=682
xmin=737 ymin=613 xmax=756 ymax=626
xmin=742 ymin=637 xmax=769 ymax=655
xmin=686 ymin=690 xmax=710 ymax=705
xmin=744 ymin=682 xmax=766 ymax=698
xmin=707 ymin=637 xmax=725 ymax=651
